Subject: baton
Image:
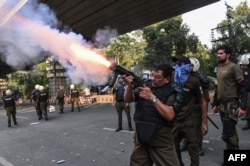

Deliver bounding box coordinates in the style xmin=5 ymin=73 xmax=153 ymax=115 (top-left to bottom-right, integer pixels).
xmin=208 ymin=116 xmax=219 ymax=129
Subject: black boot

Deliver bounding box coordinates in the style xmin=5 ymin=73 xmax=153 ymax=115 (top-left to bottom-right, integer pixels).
xmin=115 ymin=123 xmax=122 ymax=132
xmin=128 ymin=123 xmax=134 ymax=131
xmin=242 ymin=120 xmax=250 ymax=130
xmin=198 ymin=146 xmax=204 ymax=156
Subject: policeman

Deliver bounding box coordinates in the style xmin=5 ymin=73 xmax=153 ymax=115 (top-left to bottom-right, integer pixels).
xmin=212 ymin=45 xmax=247 ymax=151
xmin=56 ymin=85 xmax=65 ymax=114
xmin=69 ymin=84 xmax=80 ymax=112
xmin=123 ymin=64 xmax=180 ymax=166
xmin=113 ymin=76 xmax=133 ymax=132
xmin=36 ymin=86 xmax=49 ymax=121
xmin=3 ymin=89 xmax=18 ymax=127
xmin=172 ymin=56 xmax=208 ymax=166
xmin=239 ymin=55 xmax=250 ymax=130
xmin=190 ymin=57 xmax=210 ymax=155
xmin=31 ymin=84 xmax=41 ymax=119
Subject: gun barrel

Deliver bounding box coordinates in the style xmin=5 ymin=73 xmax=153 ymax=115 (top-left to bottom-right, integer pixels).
xmin=109 ymin=63 xmax=134 ymax=76
xmin=109 ymin=62 xmax=144 ymax=87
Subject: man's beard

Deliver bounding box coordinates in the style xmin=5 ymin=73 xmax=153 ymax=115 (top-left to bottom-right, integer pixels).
xmin=218 ymin=58 xmax=227 ymax=64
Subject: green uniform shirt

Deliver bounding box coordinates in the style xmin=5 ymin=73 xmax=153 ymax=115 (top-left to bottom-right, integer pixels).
xmin=217 ymin=62 xmax=243 ymax=100
xmin=176 ymin=75 xmax=203 ymax=121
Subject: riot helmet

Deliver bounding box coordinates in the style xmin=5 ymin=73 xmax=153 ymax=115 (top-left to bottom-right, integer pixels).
xmin=189 ymin=57 xmax=200 ymax=72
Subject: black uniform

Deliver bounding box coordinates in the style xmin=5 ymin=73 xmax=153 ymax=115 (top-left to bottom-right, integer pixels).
xmin=113 ymin=80 xmax=133 ymax=131
xmin=242 ymin=68 xmax=250 ymax=130
xmin=57 ymin=88 xmax=65 ymax=114
xmin=3 ymin=94 xmax=17 ymax=127
xmin=37 ymin=91 xmax=49 ymax=120
xmin=130 ymin=81 xmax=180 ymax=166
xmin=31 ymin=89 xmax=41 ymax=119
xmin=70 ymin=89 xmax=80 ymax=112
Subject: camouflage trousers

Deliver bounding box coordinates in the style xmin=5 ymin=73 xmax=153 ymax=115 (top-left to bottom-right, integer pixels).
xmin=218 ymin=98 xmax=240 ymax=150
xmin=5 ymin=106 xmax=17 ymax=126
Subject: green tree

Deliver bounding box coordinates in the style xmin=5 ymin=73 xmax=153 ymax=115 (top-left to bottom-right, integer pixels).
xmin=214 ymin=1 xmax=250 ymax=55
xmin=142 ymin=17 xmax=200 ymax=68
xmin=7 ymin=62 xmax=48 ymax=99
xmin=106 ymin=30 xmax=146 ymax=70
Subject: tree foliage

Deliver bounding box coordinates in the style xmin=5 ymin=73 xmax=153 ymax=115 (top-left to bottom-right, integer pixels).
xmin=215 ymin=1 xmax=250 ymax=55
xmin=142 ymin=17 xmax=200 ymax=68
xmin=106 ymin=30 xmax=146 ymax=70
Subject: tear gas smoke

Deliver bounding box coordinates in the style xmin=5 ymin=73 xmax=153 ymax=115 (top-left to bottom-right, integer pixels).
xmin=0 ymin=0 xmax=118 ymax=86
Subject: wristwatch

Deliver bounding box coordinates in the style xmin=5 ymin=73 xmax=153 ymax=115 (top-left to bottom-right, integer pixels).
xmin=151 ymin=96 xmax=158 ymax=103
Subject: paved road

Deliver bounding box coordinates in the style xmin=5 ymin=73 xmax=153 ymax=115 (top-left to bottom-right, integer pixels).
xmin=0 ymin=103 xmax=249 ymax=166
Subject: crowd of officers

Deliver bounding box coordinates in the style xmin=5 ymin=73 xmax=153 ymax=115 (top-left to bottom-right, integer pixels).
xmin=120 ymin=45 xmax=250 ymax=166
xmin=1 ymin=44 xmax=250 ymax=165
xmin=1 ymin=83 xmax=85 ymax=127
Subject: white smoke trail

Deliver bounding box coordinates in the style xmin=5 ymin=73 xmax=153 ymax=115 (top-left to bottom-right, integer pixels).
xmin=0 ymin=0 xmax=118 ymax=85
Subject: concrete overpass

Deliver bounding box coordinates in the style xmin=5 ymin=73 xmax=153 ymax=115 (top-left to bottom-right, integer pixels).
xmin=0 ymin=0 xmax=219 ymax=76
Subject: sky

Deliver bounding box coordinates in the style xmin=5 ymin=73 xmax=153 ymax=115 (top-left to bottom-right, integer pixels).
xmin=182 ymin=0 xmax=248 ymax=48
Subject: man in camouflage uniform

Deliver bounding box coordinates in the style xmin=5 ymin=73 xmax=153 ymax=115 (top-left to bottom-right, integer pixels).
xmin=212 ymin=45 xmax=247 ymax=166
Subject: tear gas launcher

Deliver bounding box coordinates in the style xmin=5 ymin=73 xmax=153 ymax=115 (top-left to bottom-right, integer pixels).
xmin=108 ymin=62 xmax=144 ymax=88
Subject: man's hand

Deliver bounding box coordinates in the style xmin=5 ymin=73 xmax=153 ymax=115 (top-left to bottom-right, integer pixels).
xmin=202 ymin=122 xmax=208 ymax=135
xmin=138 ymin=86 xmax=154 ymax=100
xmin=236 ymin=107 xmax=246 ymax=118
xmin=212 ymin=106 xmax=218 ymax=114
xmin=122 ymin=75 xmax=133 ymax=86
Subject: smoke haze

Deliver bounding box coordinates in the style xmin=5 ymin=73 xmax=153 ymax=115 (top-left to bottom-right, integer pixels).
xmin=0 ymin=0 xmax=118 ymax=86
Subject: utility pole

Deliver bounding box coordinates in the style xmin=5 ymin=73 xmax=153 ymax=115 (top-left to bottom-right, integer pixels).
xmin=211 ymin=2 xmax=236 ymax=62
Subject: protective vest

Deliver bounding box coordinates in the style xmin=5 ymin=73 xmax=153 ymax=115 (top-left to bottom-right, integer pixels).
xmin=3 ymin=95 xmax=16 ymax=107
xmin=243 ymin=68 xmax=250 ymax=92
xmin=31 ymin=89 xmax=39 ymax=101
xmin=192 ymin=72 xmax=209 ymax=104
xmin=134 ymin=82 xmax=176 ymax=127
xmin=38 ymin=91 xmax=48 ymax=102
xmin=113 ymin=83 xmax=125 ymax=102
xmin=71 ymin=89 xmax=79 ymax=98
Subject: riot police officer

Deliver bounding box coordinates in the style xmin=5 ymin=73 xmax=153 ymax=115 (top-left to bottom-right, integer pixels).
xmin=172 ymin=56 xmax=208 ymax=166
xmin=36 ymin=86 xmax=49 ymax=121
xmin=3 ymin=89 xmax=18 ymax=127
xmin=69 ymin=84 xmax=80 ymax=112
xmin=31 ymin=84 xmax=41 ymax=119
xmin=239 ymin=55 xmax=250 ymax=130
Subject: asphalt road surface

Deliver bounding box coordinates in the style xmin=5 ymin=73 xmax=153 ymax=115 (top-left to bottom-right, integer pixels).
xmin=0 ymin=103 xmax=249 ymax=166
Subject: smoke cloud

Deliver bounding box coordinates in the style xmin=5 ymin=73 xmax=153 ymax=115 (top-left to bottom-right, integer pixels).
xmin=0 ymin=0 xmax=118 ymax=86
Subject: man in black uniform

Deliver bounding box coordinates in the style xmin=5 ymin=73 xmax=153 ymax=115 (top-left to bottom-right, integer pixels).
xmin=69 ymin=84 xmax=80 ymax=112
xmin=123 ymin=64 xmax=180 ymax=166
xmin=36 ymin=85 xmax=49 ymax=121
xmin=172 ymin=56 xmax=208 ymax=166
xmin=3 ymin=89 xmax=19 ymax=127
xmin=113 ymin=76 xmax=133 ymax=132
xmin=31 ymin=84 xmax=41 ymax=119
xmin=238 ymin=55 xmax=250 ymax=130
